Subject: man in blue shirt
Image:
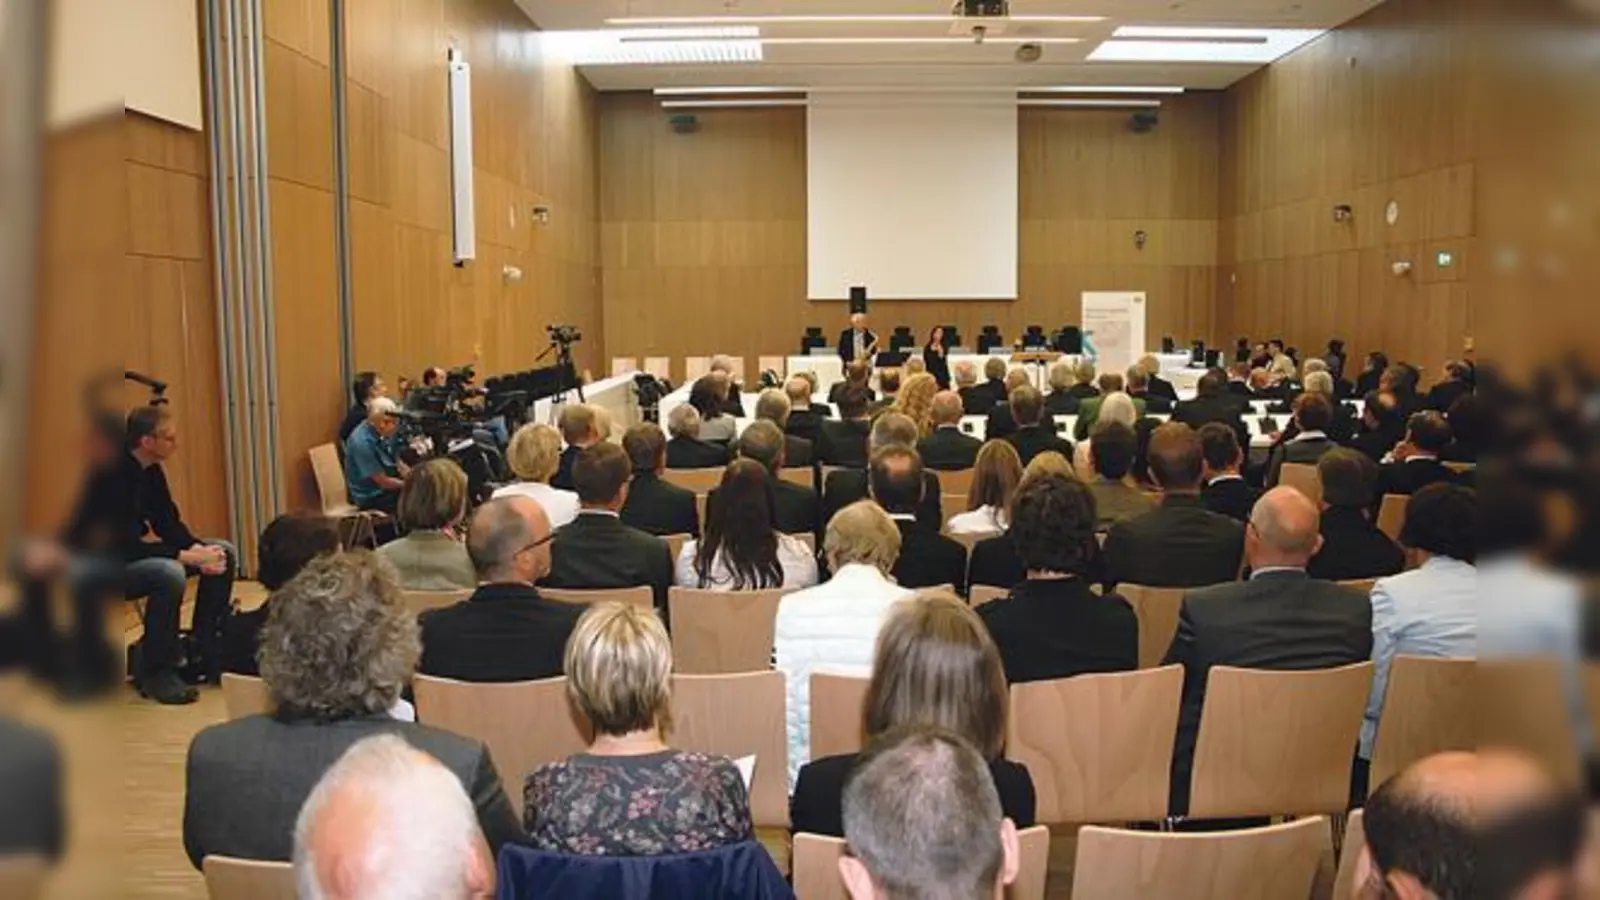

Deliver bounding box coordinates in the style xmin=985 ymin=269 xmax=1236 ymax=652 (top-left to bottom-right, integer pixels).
xmin=344 ymin=397 xmax=405 ymax=514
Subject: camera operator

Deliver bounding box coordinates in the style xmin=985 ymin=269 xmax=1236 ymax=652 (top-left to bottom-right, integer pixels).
xmin=343 ymin=396 xmax=407 ymax=516
xmin=337 ymin=371 xmax=388 ymax=444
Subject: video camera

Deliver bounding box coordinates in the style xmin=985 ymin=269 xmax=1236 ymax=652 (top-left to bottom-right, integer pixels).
xmin=632 ymin=372 xmax=672 ymax=423
xmin=548 ymin=325 xmax=582 ymax=346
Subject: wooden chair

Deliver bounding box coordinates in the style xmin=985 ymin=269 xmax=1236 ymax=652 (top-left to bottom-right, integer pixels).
xmin=1119 ymin=584 xmax=1189 ymax=670
xmin=202 ymin=855 xmax=296 ymax=900
xmin=610 ymin=357 xmax=638 ymax=378
xmin=684 ymin=356 xmax=712 ymax=382
xmin=1376 ymin=494 xmax=1408 ymax=543
xmin=1071 ymin=817 xmax=1328 ymax=900
xmin=933 ymin=468 xmax=975 ymax=498
xmin=668 ymin=588 xmax=786 ymax=674
xmin=662 ymin=533 xmax=691 ymax=565
xmin=1007 ymin=665 xmax=1182 ymax=824
xmin=1338 ymin=578 xmax=1377 ymax=596
xmin=1478 ymin=658 xmax=1582 ymax=788
xmin=308 ymin=443 xmax=387 ymax=548
xmin=220 ymin=673 xmax=270 ymax=720
xmin=671 ymin=671 xmax=788 ymax=827
xmin=0 ymin=856 xmax=46 ymax=900
xmin=778 ymin=467 xmax=814 ymax=489
xmin=970 ymin=584 xmax=1009 ymax=608
xmin=792 ymin=826 xmax=1051 ymax=900
xmin=1441 ymin=461 xmax=1475 ymax=475
xmin=696 ymin=494 xmax=708 ymax=528
xmin=1188 ymin=663 xmax=1374 ymax=819
xmin=1332 ymin=810 xmax=1366 ymax=900
xmin=941 ymin=494 xmax=966 ymax=521
xmin=661 ymin=467 xmax=728 ymax=495
xmin=757 ymin=355 xmax=786 ymax=376
xmin=539 ymin=586 xmax=654 ymax=611
xmin=401 ymin=588 xmax=471 ymax=615
xmin=643 ymin=356 xmax=671 ymax=381
xmin=1368 ymin=656 xmax=1478 ymax=790
xmin=809 ymin=673 xmax=870 ymax=758
xmin=1278 ymin=462 xmax=1322 ymax=505
xmin=413 ymin=675 xmax=589 ymax=790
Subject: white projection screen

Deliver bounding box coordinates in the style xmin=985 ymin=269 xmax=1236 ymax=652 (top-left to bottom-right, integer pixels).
xmin=807 ymin=92 xmax=1018 ymax=301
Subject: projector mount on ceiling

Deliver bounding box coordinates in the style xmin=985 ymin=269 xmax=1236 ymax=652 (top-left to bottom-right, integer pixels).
xmin=952 ymin=0 xmax=1010 ymax=44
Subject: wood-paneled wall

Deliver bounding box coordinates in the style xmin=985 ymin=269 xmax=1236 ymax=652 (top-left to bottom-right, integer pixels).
xmin=599 ymin=92 xmax=1222 ymax=374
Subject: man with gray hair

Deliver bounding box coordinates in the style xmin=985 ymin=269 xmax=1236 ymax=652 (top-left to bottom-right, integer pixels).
xmin=783 ymin=376 xmax=829 ymax=444
xmin=664 ymin=402 xmax=730 ymax=469
xmin=839 ymin=728 xmax=1020 ymax=900
xmin=1160 ymin=486 xmax=1374 ymax=817
xmin=952 ymin=359 xmax=986 ymax=414
xmin=710 ymin=420 xmax=819 ymax=536
xmin=294 ymin=734 xmax=494 ymax=900
xmin=1137 ymin=353 xmax=1179 ymax=404
xmin=823 ymin=413 xmax=942 ymax=529
xmin=708 ymin=355 xmax=745 ymax=416
xmin=756 ymin=387 xmax=814 ymax=467
xmin=1125 ymin=365 xmax=1174 ymax=414
xmin=917 ymin=390 xmax=981 ymax=471
xmin=344 ymin=395 xmax=406 ymax=515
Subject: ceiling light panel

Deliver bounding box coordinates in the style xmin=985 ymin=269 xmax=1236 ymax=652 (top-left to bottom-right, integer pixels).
xmin=659 ymin=99 xmax=808 ymax=108
xmin=653 ymin=87 xmax=805 ymax=95
xmin=606 ymin=14 xmax=1104 ymax=25
xmin=1088 ymin=26 xmax=1324 ymax=64
xmin=761 ymin=36 xmax=1081 ymax=45
xmin=543 ymin=28 xmax=762 ymax=65
xmin=1018 ymin=98 xmax=1163 ymax=108
xmin=1027 ymin=85 xmax=1186 ymax=94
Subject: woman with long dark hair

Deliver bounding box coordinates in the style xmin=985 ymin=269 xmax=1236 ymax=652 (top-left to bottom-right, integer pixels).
xmin=674 ymin=460 xmax=818 ymax=591
xmin=923 ymin=325 xmax=952 ymax=390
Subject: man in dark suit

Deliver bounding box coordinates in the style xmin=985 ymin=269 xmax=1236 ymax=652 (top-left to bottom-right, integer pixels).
xmin=550 ymin=403 xmax=600 ymax=490
xmin=1162 ymin=486 xmax=1374 ymax=817
xmin=1375 ymin=411 xmax=1458 ymax=504
xmin=837 ymin=312 xmax=879 ymax=365
xmin=756 ymin=388 xmax=814 ymax=468
xmin=1006 ymin=386 xmax=1074 ymax=467
xmin=1309 ymin=449 xmax=1405 ymax=581
xmin=664 ymin=404 xmax=731 ymax=469
xmin=542 ymin=442 xmax=674 ymax=613
xmin=619 ymin=422 xmax=700 ymax=538
xmin=983 ymin=368 xmax=1031 ymax=442
xmin=961 ymin=356 xmax=1009 ymax=416
xmin=1424 ymin=360 xmax=1473 ymax=413
xmin=818 ymin=386 xmax=873 ymax=468
xmin=869 ymin=369 xmax=902 ymax=416
xmin=1138 ymin=355 xmax=1181 ymax=405
xmin=419 ymin=497 xmax=582 ymax=682
xmin=709 ymin=356 xmax=746 ymax=417
xmin=917 ymin=391 xmax=983 ymax=471
xmin=1224 ymin=362 xmax=1254 ymax=399
xmin=1127 ymin=367 xmax=1175 ymax=414
xmin=824 ymin=413 xmax=942 ymax=530
xmin=1265 ymin=393 xmax=1340 ymax=487
xmin=1349 ymin=390 xmax=1405 ymax=463
xmin=783 ymin=376 xmax=828 ymax=446
xmin=1171 ymin=370 xmax=1250 ymax=449
xmin=827 ymin=360 xmax=877 ymax=407
xmin=1198 ymin=423 xmax=1260 ymax=523
xmin=953 ymin=359 xmax=987 ymax=415
xmin=1044 ymin=361 xmax=1084 ymax=415
xmin=1103 ymin=423 xmax=1245 ymax=588
xmin=1065 ymin=360 xmax=1102 ymax=402
xmin=872 ymin=446 xmax=967 ymax=593
xmin=713 ymin=421 xmax=819 ymax=537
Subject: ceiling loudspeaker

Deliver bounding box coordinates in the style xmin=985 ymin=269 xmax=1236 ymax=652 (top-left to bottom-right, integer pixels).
xmin=668 ymin=114 xmax=700 ymax=134
xmin=1128 ymin=110 xmax=1159 ymax=133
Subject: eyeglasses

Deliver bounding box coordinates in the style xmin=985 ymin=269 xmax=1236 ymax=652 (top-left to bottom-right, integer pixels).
xmin=516 ymin=533 xmax=555 ymax=556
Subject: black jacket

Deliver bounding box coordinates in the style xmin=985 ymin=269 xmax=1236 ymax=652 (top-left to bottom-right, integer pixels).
xmin=1103 ymin=495 xmax=1245 ymax=588
xmin=791 ymin=753 xmax=1034 ymax=838
xmin=968 ymin=533 xmax=1025 ymax=590
xmin=1375 ymin=457 xmax=1457 ymax=502
xmin=1132 ymin=391 xmax=1175 ymax=414
xmin=982 ymin=402 xmax=1017 ymax=443
xmin=783 ymin=434 xmax=816 ymax=469
xmin=1308 ymin=506 xmax=1406 ymax=582
xmin=708 ymin=476 xmax=820 ymax=537
xmin=923 ymin=345 xmax=952 ymax=390
xmin=665 ymin=436 xmax=730 ymax=470
xmin=220 ymin=606 xmax=269 ymax=676
xmin=1265 ymin=435 xmax=1339 ymax=487
xmin=1008 ymin=425 xmax=1074 ymax=468
xmin=551 ymin=445 xmax=580 ymax=491
xmin=963 ymin=379 xmax=1007 ymax=415
xmin=1161 ymin=572 xmax=1373 ymax=816
xmin=823 ymin=470 xmax=941 ymax=532
xmin=1147 ymin=374 xmax=1180 ymax=404
xmin=1171 ymin=396 xmax=1249 ymax=449
xmin=786 ymin=408 xmax=827 ymax=446
xmin=1201 ymin=476 xmax=1261 ymax=524
xmin=918 ymin=426 xmax=983 ymax=471
xmin=1348 ymin=424 xmax=1404 ymax=464
xmin=977 ymin=578 xmax=1138 ymax=684
xmin=418 ymin=582 xmax=583 ymax=683
xmin=1044 ymin=391 xmax=1082 ymax=416
xmin=837 ymin=328 xmax=878 ymax=365
xmin=827 ymin=383 xmax=876 ymax=406
xmin=337 ymin=404 xmax=366 ymax=444
xmin=542 ymin=512 xmax=674 ymax=613
xmin=620 ymin=471 xmax=701 ymax=538
xmin=125 ymin=453 xmax=199 ymax=561
xmin=890 ymin=518 xmax=968 ymax=593
xmin=818 ymin=419 xmax=871 ymax=468
xmin=1425 ymin=380 xmax=1471 ymax=413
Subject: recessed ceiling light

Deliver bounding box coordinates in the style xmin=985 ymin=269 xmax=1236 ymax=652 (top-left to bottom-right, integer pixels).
xmin=761 ymin=36 xmax=1082 ymax=45
xmin=1088 ymin=26 xmax=1323 ymax=63
xmin=659 ymin=99 xmax=809 ymax=108
xmin=653 ymin=87 xmax=805 ymax=96
xmin=606 ymin=14 xmax=1104 ymax=25
xmin=543 ymin=28 xmax=762 ymax=65
xmin=1026 ymin=85 xmax=1186 ymax=94
xmin=1018 ymin=99 xmax=1164 ymax=108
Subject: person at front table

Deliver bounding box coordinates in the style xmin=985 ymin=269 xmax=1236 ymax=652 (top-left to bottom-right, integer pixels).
xmin=923 ymin=326 xmax=952 ymax=389
xmin=838 ymin=312 xmax=879 ymax=365
xmin=344 ymin=396 xmax=406 ymax=516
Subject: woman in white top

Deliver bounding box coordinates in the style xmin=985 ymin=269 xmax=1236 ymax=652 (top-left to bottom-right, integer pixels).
xmin=492 ymin=423 xmax=580 ymax=529
xmin=675 ymin=460 xmax=817 ymax=591
xmin=946 ymin=440 xmax=1023 ymax=536
xmin=1074 ymin=391 xmax=1138 ymax=474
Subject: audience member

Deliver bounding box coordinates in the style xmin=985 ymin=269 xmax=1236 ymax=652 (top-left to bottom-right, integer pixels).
xmin=1072 ymin=375 xmax=1142 ymax=441
xmin=824 ymin=413 xmax=941 ymax=528
xmin=793 ymin=371 xmax=833 ymax=417
xmin=1197 ymin=423 xmax=1259 ymax=523
xmin=1073 ymin=389 xmax=1138 ymax=462
xmin=775 ymin=501 xmax=915 ymax=785
xmin=922 ymin=326 xmax=952 ymax=389
xmin=542 ymin=443 xmax=674 ymax=614
xmin=344 ymin=397 xmax=405 ymax=516
xmin=1305 ymin=449 xmax=1403 ymax=581
xmin=525 ymin=603 xmax=754 ymax=855
xmin=1172 ymin=369 xmax=1249 ymax=448
xmin=494 ymin=423 xmax=581 ymax=529
xmin=1086 ymin=421 xmax=1156 ymax=529
xmin=677 ymin=460 xmax=818 ymax=591
xmin=688 ymin=375 xmax=738 ymax=444
xmin=819 ymin=386 xmax=874 ymax=468
xmin=917 ymin=391 xmax=983 ymax=470
xmin=1381 ymin=364 xmax=1423 ymax=418
xmin=828 ymin=360 xmax=878 ymax=406
xmin=871 ymin=446 xmax=967 ymax=592
xmin=708 ymin=355 xmax=746 ymax=417
xmin=872 ymin=368 xmax=903 ymax=414
xmin=784 ymin=377 xmax=827 ymax=445
xmin=968 ymin=454 xmax=1082 ymax=591
xmin=1104 ymin=423 xmax=1245 ymax=588
xmin=972 ymin=357 xmax=1010 ymax=413
xmin=979 ymin=473 xmax=1137 ymax=684
xmin=419 ymin=497 xmax=580 ymax=683
xmin=183 ymin=552 xmax=521 ymax=868
xmin=338 ymin=371 xmax=387 ymax=444
xmin=1161 ymin=487 xmax=1372 ymax=816
xmin=982 ymin=368 xmax=1032 ymax=442
xmin=1138 ymin=354 xmax=1180 ymax=404
xmin=1006 ymin=385 xmax=1074 ymax=466
xmin=1248 ymin=366 xmax=1284 ymax=401
xmin=722 ymin=420 xmax=821 ymax=536
xmin=1042 ymin=362 xmax=1080 ymax=415
xmin=838 ymin=314 xmax=879 ymax=366
xmin=1125 ymin=367 xmax=1173 ymax=414
xmin=756 ymin=387 xmax=814 ymax=467
xmin=1440 ymin=394 xmax=1485 ymax=463
xmin=664 ymin=403 xmax=730 ymax=469
xmin=954 ymin=359 xmax=987 ymax=415
xmin=1375 ymin=411 xmax=1458 ymax=501
xmin=1225 ymin=362 xmax=1254 ymax=398
xmin=618 ymin=422 xmax=699 ymax=538
xmin=377 ymin=459 xmax=475 ymax=591
xmin=1265 ymin=393 xmax=1339 ymax=487
xmin=1066 ymin=359 xmax=1100 ymax=401
xmin=905 ymin=356 xmax=927 ymax=377
xmin=293 ymin=734 xmax=494 ymax=900
xmin=948 ymin=440 xmax=1022 ymax=535
xmin=1350 ymin=390 xmax=1406 ymax=463
xmin=890 ymin=372 xmax=940 ymax=439
xmin=1323 ymin=339 xmax=1347 ymax=381
xmin=791 ymin=593 xmax=1035 ymax=838
xmin=549 ymin=405 xmax=600 ymax=490
xmin=838 ymin=728 xmax=1020 ymax=900
xmin=221 ymin=513 xmax=342 ymax=677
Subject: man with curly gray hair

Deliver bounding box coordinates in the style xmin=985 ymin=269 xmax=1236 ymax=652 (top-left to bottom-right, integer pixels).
xmin=182 ymin=551 xmax=521 ymax=870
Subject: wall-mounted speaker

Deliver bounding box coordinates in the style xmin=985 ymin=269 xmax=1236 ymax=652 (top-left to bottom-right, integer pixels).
xmin=849 ymin=286 xmax=868 ymax=314
xmin=447 ymin=48 xmax=475 ymax=265
xmin=668 ymin=114 xmax=700 ymax=134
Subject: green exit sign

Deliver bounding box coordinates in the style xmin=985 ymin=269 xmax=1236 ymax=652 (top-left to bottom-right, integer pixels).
xmin=1437 ymin=251 xmax=1455 ymax=268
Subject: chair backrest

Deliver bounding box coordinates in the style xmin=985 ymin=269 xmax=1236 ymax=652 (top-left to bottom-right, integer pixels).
xmin=1441 ymin=461 xmax=1475 ymax=475
xmin=1071 ymin=817 xmax=1328 ymax=900
xmin=539 ymin=586 xmax=654 ymax=611
xmin=684 ymin=356 xmax=712 ymax=382
xmin=1013 ymin=825 xmax=1051 ymax=900
xmin=1119 ymin=584 xmax=1189 ymax=670
xmin=1478 ymin=657 xmax=1582 ymax=788
xmin=792 ymin=827 xmax=1050 ymax=900
xmin=1189 ymin=663 xmax=1374 ymax=818
xmin=667 ymin=587 xmax=786 ymax=674
xmin=661 ymin=467 xmax=728 ymax=495
xmin=1278 ymin=462 xmax=1322 ymax=506
xmin=670 ymin=671 xmax=788 ymax=827
xmin=809 ymin=673 xmax=871 ymax=758
xmin=663 ymin=533 xmax=690 ymax=565
xmin=401 ymin=589 xmax=471 ymax=615
xmin=308 ymin=443 xmax=350 ymax=513
xmin=1369 ymin=656 xmax=1478 ymax=790
xmin=1007 ymin=666 xmax=1181 ymax=823
xmin=933 ymin=468 xmax=975 ymax=498
xmin=970 ymin=584 xmax=1008 ymax=608
xmin=610 ymin=357 xmax=638 ymax=378
xmin=0 ymin=856 xmax=46 ymax=900
xmin=412 ymin=675 xmax=590 ymax=791
xmin=778 ymin=467 xmax=814 ymax=489
xmin=220 ymin=673 xmax=271 ymax=720
xmin=202 ymin=855 xmax=296 ymax=900
xmin=1338 ymin=578 xmax=1377 ymax=596
xmin=757 ymin=355 xmax=785 ymax=376
xmin=1332 ymin=810 xmax=1366 ymax=900
xmin=643 ymin=357 xmax=671 ymax=381
xmin=1376 ymin=494 xmax=1408 ymax=542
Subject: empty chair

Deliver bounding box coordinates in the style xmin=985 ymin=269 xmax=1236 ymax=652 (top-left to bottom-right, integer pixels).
xmin=610 ymin=358 xmax=638 ymax=378
xmin=660 ymin=467 xmax=728 ymax=495
xmin=539 ymin=586 xmax=654 ymax=611
xmin=1119 ymin=584 xmax=1189 ymax=670
xmin=401 ymin=588 xmax=471 ymax=615
xmin=1376 ymin=494 xmax=1408 ymax=543
xmin=791 ymin=826 xmax=1051 ymax=900
xmin=307 ymin=443 xmax=387 ymax=547
xmin=412 ymin=675 xmax=589 ymax=792
xmin=1277 ymin=462 xmax=1322 ymax=506
xmin=933 ymin=467 xmax=975 ymax=497
xmin=684 ymin=357 xmax=712 ymax=382
xmin=643 ymin=357 xmax=671 ymax=381
xmin=1071 ymin=817 xmax=1328 ymax=900
xmin=667 ymin=588 xmax=786 ymax=674
xmin=1477 ymin=657 xmax=1583 ymax=788
xmin=670 ymin=671 xmax=789 ymax=827
xmin=808 ymin=673 xmax=870 ymax=758
xmin=1331 ymin=810 xmax=1365 ymax=900
xmin=202 ymin=856 xmax=296 ymax=900
xmin=969 ymin=585 xmax=1008 ymax=608
xmin=1368 ymin=656 xmax=1477 ymax=790
xmin=220 ymin=673 xmax=270 ymax=720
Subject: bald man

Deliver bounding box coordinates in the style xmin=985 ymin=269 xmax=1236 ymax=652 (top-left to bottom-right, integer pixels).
xmin=417 ymin=496 xmax=582 ymax=683
xmin=917 ymin=391 xmax=983 ymax=470
xmin=1161 ymin=486 xmax=1374 ymax=818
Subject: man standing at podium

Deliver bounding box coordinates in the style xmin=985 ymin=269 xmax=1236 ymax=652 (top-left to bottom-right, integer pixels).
xmin=837 ymin=313 xmax=878 ymax=365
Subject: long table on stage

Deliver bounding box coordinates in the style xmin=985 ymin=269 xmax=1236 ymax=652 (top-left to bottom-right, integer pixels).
xmin=785 ymin=349 xmax=1209 ymax=394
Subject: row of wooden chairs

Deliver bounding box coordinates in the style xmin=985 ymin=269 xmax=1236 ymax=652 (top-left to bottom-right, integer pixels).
xmin=612 ymin=356 xmax=797 ymax=386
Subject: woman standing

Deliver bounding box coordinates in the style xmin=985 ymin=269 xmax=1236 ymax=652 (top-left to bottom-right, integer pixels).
xmin=923 ymin=326 xmax=952 ymax=390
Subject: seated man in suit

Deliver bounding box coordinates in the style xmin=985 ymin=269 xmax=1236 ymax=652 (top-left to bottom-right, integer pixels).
xmin=1349 ymin=390 xmax=1405 ymax=463
xmin=542 ymin=442 xmax=674 ymax=614
xmin=791 ymin=371 xmax=833 ymax=417
xmin=983 ymin=368 xmax=1032 ymax=442
xmin=1172 ymin=370 xmax=1249 ymax=449
xmin=1161 ymin=487 xmax=1374 ymax=817
xmin=818 ymin=386 xmax=874 ymax=468
xmin=708 ymin=355 xmax=746 ymax=417
xmin=970 ymin=357 xmax=1011 ymax=415
xmin=827 ymin=360 xmax=877 ymax=407
xmin=871 ymin=445 xmax=967 ymax=593
xmin=1375 ymin=411 xmax=1457 ymax=503
xmin=825 ymin=413 xmax=942 ymax=530
xmin=1198 ymin=423 xmax=1260 ymax=523
xmin=953 ymin=359 xmax=985 ymax=415
xmin=1264 ymin=393 xmax=1339 ymax=487
xmin=1308 ymin=449 xmax=1404 ymax=581
xmin=1103 ymin=423 xmax=1245 ymax=588
xmin=755 ymin=388 xmax=814 ymax=468
xmin=869 ymin=368 xmax=902 ymax=415
xmin=1086 ymin=421 xmax=1156 ymax=530
xmin=1126 ymin=366 xmax=1174 ymax=415
xmin=1006 ymin=386 xmax=1074 ymax=467
xmin=783 ymin=376 xmax=827 ymax=446
xmin=1424 ymin=359 xmax=1473 ymax=412
xmin=1138 ymin=354 xmax=1180 ymax=405
xmin=663 ymin=403 xmax=731 ymax=470
xmin=1065 ymin=359 xmax=1101 ymax=402
xmin=918 ymin=391 xmax=983 ymax=471
xmin=549 ymin=404 xmax=603 ymax=490
xmin=618 ymin=422 xmax=701 ymax=538
xmin=419 ymin=496 xmax=582 ymax=683
xmin=716 ymin=420 xmax=819 ymax=537
xmin=1225 ymin=362 xmax=1254 ymax=398
xmin=1043 ymin=361 xmax=1083 ymax=415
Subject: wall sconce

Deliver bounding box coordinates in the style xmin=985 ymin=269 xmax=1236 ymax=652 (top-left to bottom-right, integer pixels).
xmin=502 ymin=265 xmax=524 ymax=284
xmin=1133 ymin=230 xmax=1148 ymax=250
xmin=532 ymin=205 xmax=552 ymax=226
xmin=1391 ymin=260 xmax=1413 ymax=277
xmin=1332 ymin=204 xmax=1353 ymax=223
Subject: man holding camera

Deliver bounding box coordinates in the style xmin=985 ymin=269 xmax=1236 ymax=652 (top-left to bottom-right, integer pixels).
xmin=344 ymin=396 xmax=407 ymax=516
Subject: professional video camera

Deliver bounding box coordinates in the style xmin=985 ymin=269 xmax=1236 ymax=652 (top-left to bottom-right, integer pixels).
xmin=536 ymin=325 xmax=585 ymax=404
xmin=548 ymin=324 xmax=582 ymax=346
xmin=397 ymin=364 xmax=513 ymax=503
xmin=632 ymin=372 xmax=672 ymax=423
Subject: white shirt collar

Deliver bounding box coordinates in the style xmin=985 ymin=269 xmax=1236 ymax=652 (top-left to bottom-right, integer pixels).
xmin=1250 ymin=566 xmax=1306 ymax=579
xmin=887 ymin=513 xmax=918 ymax=522
xmin=1288 ymin=430 xmax=1328 ymax=443
xmin=1406 ymin=453 xmax=1439 ymax=462
xmin=578 ymin=509 xmax=619 ymax=519
xmin=1207 ymin=474 xmax=1244 ymax=485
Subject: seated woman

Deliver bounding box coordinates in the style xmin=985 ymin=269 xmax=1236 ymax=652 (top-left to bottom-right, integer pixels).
xmin=524 ymin=602 xmax=754 ymax=855
xmin=219 ymin=513 xmax=341 ymax=676
xmin=690 ymin=375 xmax=738 ymax=444
xmin=376 ymin=458 xmax=475 ymax=591
xmin=675 ymin=460 xmax=818 ymax=591
xmin=790 ymin=591 xmax=1036 ymax=837
xmin=493 ymin=423 xmax=581 ymax=529
xmin=947 ymin=440 xmax=1023 ymax=535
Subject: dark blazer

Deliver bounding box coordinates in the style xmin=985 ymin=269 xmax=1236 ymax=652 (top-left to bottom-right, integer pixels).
xmin=1103 ymin=495 xmax=1245 ymax=588
xmin=1226 ymin=380 xmax=1253 ymax=399
xmin=183 ymin=714 xmax=522 ymax=868
xmin=0 ymin=720 xmax=62 ymax=859
xmin=719 ymin=394 xmax=745 ymax=418
xmin=1044 ymin=391 xmax=1081 ymax=416
xmin=783 ymin=434 xmax=815 ymax=469
xmin=551 ymin=445 xmax=581 ymax=491
xmin=1265 ymin=434 xmax=1339 ymax=487
xmin=959 ymin=385 xmax=994 ymax=416
xmin=1171 ymin=395 xmax=1250 ymax=448
xmin=977 ymin=578 xmax=1138 ymax=684
xmin=1147 ymin=374 xmax=1179 ymax=404
xmin=1161 ymin=572 xmax=1373 ymax=816
xmin=1201 ymin=476 xmax=1261 ymax=524
xmin=418 ymin=582 xmax=583 ymax=683
xmin=665 ymin=436 xmax=729 ymax=470
xmin=837 ymin=328 xmax=878 ymax=365
xmin=826 ymin=383 xmax=876 ymax=406
xmin=1355 ymin=370 xmax=1382 ymax=396
xmin=1348 ymin=424 xmax=1403 ymax=464
xmin=984 ymin=403 xmax=1018 ymax=443
xmin=786 ymin=408 xmax=827 ymax=446
xmin=1008 ymin=425 xmax=1074 ymax=468
xmin=1308 ymin=506 xmax=1406 ymax=582
xmin=968 ymin=533 xmax=1025 ymax=590
xmin=817 ymin=419 xmax=871 ymax=468
xmin=923 ymin=345 xmax=952 ymax=390
xmin=1425 ymin=380 xmax=1471 ymax=413
xmin=709 ymin=476 xmax=820 ymax=537
xmin=1132 ymin=392 xmax=1175 ymax=414
xmin=620 ymin=471 xmax=701 ymax=538
xmin=543 ymin=512 xmax=674 ymax=613
xmin=918 ymin=426 xmax=983 ymax=471
xmin=792 ymin=753 xmax=1035 ymax=838
xmin=823 ymin=470 xmax=941 ymax=532
xmin=1375 ymin=457 xmax=1456 ymax=501
xmin=890 ymin=518 xmax=968 ymax=593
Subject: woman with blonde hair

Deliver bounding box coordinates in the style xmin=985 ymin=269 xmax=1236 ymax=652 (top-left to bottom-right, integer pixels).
xmin=493 ymin=423 xmax=580 ymax=528
xmin=947 ymin=441 xmax=1023 ymax=535
xmin=889 ymin=372 xmax=940 ymax=438
xmin=524 ymin=602 xmax=754 ymax=855
xmin=789 ymin=591 xmax=1036 ymax=837
xmin=376 ymin=458 xmax=475 ymax=590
